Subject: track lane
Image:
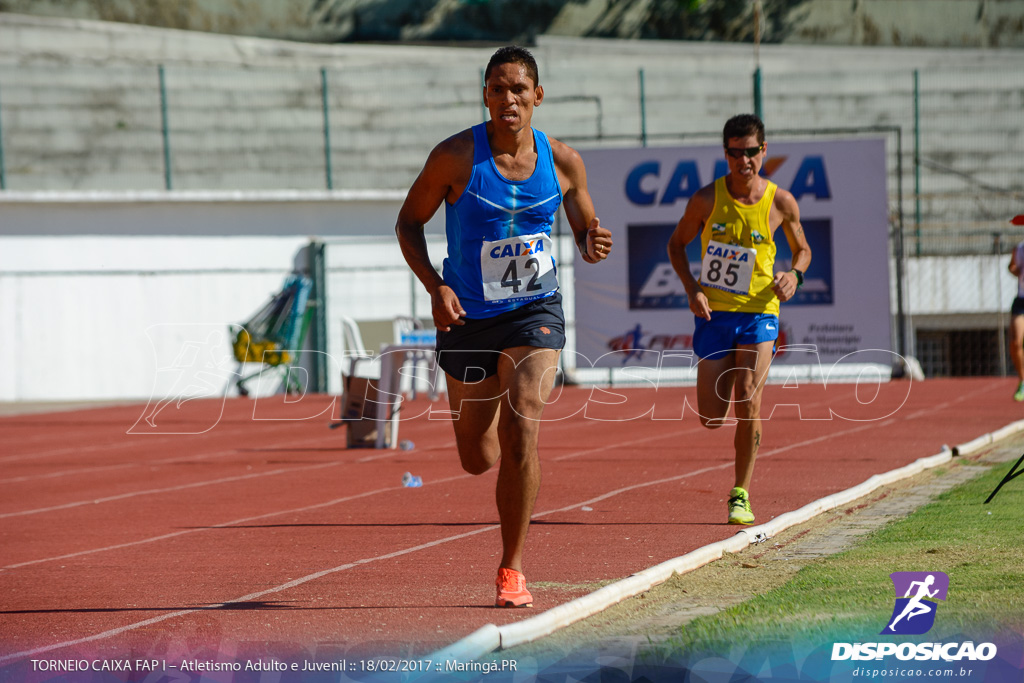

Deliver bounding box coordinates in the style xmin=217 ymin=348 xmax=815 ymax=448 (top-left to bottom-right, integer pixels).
xmin=1 ymin=378 xmax=1020 ymax=664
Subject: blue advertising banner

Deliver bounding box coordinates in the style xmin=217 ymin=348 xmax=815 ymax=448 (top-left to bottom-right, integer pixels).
xmin=627 ymin=218 xmax=835 ymax=310
xmin=576 ymin=140 xmax=891 ymax=370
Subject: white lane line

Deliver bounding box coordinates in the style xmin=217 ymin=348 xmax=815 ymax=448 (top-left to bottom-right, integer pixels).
xmin=0 ymin=413 xmax=901 ymax=663
xmin=0 ymin=419 xmax=300 ymax=464
xmin=0 ymin=393 xmax=646 ymax=516
xmin=545 ymin=418 xmax=895 ymax=518
xmin=0 ymin=421 xmax=426 ymax=513
xmin=2 ymin=461 xmax=731 ymax=665
xmin=3 ymin=422 xmax=703 ymax=570
xmin=0 ymin=420 xmax=628 ymax=570
xmin=0 ymin=462 xmax=144 ymax=485
xmin=0 ymin=472 xmax=470 ymax=571
xmin=549 ymin=395 xmax=833 ymax=463
xmin=0 ymin=395 xmax=884 ymax=566
xmin=0 ymin=521 xmax=500 ymax=665
xmin=0 ymin=403 xmax=461 ymax=482
xmin=0 ymin=459 xmax=344 ymax=520
xmin=0 ymin=427 xmax=356 ymax=486
xmin=552 ymin=425 xmax=707 ymax=461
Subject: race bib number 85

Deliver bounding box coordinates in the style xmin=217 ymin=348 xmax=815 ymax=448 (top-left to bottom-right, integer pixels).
xmin=699 ymin=240 xmax=756 ymax=295
xmin=481 ymin=233 xmax=557 ymax=302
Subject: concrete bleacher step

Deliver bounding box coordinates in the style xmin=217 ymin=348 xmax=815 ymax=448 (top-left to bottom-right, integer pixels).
xmin=0 ymin=16 xmax=1022 ymax=197
xmin=3 ymin=110 xmax=162 ymax=135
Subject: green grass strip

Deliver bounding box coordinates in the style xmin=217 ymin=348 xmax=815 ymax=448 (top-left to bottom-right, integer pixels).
xmin=660 ymin=460 xmax=1024 ymax=656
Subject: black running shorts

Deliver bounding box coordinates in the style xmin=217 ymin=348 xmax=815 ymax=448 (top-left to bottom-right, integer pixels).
xmin=435 ymin=292 xmax=566 ymax=383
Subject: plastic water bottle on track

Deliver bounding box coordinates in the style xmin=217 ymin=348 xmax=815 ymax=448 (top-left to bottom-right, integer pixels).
xmin=402 ymin=472 xmax=423 ymax=488
xmin=399 ymin=440 xmax=415 ymax=451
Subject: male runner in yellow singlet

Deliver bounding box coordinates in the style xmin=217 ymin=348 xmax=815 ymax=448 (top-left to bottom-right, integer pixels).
xmin=667 ymin=113 xmax=811 ymax=524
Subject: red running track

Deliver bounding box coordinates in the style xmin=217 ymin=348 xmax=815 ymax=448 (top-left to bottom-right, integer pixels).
xmin=0 ymin=377 xmax=1020 ymax=670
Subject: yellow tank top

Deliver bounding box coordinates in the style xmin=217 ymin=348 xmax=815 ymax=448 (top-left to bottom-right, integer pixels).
xmin=700 ymin=176 xmax=779 ymax=315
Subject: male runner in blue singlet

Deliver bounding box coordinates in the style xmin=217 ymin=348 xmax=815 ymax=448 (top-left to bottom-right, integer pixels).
xmin=396 ymin=46 xmax=613 ymax=607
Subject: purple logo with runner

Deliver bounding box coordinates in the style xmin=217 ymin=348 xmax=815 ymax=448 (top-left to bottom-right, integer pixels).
xmin=881 ymin=571 xmax=949 ymax=635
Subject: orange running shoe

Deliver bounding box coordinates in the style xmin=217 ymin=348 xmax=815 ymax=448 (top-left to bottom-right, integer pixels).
xmin=495 ymin=567 xmax=533 ymax=608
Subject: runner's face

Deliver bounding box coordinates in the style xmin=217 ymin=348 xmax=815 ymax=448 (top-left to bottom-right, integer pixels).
xmin=725 ymin=134 xmax=765 ymax=181
xmin=484 ymin=63 xmax=543 ymax=134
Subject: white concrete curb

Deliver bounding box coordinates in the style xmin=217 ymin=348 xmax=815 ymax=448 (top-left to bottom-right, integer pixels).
xmin=953 ymin=419 xmax=1024 ymax=457
xmin=426 ymin=624 xmax=501 ymax=667
xmin=500 ymin=534 xmax=749 ymax=650
xmin=428 ymin=419 xmax=1024 ymax=661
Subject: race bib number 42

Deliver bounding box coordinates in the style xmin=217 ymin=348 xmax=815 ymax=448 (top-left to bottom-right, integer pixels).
xmin=481 ymin=233 xmax=557 ymax=302
xmin=699 ymin=240 xmax=756 ymax=295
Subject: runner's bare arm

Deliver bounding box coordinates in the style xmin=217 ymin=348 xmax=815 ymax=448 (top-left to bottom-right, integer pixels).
xmin=551 ymin=139 xmax=611 ymax=263
xmin=396 ymin=135 xmax=472 ymax=330
xmin=1010 ymin=248 xmax=1020 ymax=277
xmin=771 ymin=189 xmax=812 ymax=302
xmin=668 ymin=185 xmax=714 ymax=320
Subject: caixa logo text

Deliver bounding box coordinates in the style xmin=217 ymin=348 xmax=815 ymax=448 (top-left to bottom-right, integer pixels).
xmin=624 ymin=155 xmax=831 ymax=206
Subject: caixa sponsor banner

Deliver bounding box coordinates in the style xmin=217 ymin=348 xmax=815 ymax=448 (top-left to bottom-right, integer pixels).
xmin=607 ymin=324 xmax=692 ymax=354
xmin=831 ymin=642 xmax=998 ymax=662
xmin=576 ymin=140 xmax=890 ymax=368
xmin=604 ymin=322 xmax=797 ymax=362
xmin=627 ymin=221 xmax=834 ymax=310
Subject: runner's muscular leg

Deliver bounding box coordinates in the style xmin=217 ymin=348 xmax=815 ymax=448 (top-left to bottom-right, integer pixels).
xmin=695 ymin=352 xmax=738 ymax=429
xmin=731 ymin=340 xmax=775 ymax=491
xmin=495 ymin=346 xmax=560 ymax=572
xmin=1010 ymin=315 xmax=1024 ymax=382
xmin=445 ymin=370 xmax=503 ymax=475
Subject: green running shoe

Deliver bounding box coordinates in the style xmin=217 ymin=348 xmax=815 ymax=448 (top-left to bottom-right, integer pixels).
xmin=728 ymin=486 xmax=755 ymax=525
xmin=1015 ymin=382 xmax=1024 ymax=402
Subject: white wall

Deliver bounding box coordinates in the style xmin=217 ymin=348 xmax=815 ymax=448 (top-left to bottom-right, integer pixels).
xmin=907 ymin=254 xmax=1015 ymax=315
xmin=1 ymin=191 xmax=1011 ymax=401
xmin=0 ymin=191 xmax=443 ymax=401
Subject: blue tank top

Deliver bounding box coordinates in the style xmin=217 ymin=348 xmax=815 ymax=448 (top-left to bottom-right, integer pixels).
xmin=442 ymin=123 xmax=563 ymax=318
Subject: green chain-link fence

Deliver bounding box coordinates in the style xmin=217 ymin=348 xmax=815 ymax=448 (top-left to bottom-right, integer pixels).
xmin=2 ymin=57 xmax=1023 ymax=377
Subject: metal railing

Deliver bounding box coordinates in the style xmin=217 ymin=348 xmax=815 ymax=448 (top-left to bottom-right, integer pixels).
xmin=0 ymin=62 xmax=1021 ymax=243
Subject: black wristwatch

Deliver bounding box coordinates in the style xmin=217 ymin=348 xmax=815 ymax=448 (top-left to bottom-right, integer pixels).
xmin=791 ymin=268 xmax=804 ymax=288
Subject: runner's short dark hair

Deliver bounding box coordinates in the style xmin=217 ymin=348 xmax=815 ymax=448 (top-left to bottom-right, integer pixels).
xmin=485 ymin=45 xmax=540 ymax=86
xmin=723 ymin=114 xmax=765 ymax=146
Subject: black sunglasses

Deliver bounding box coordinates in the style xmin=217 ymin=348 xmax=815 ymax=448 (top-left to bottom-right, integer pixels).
xmin=725 ymin=145 xmax=764 ymax=159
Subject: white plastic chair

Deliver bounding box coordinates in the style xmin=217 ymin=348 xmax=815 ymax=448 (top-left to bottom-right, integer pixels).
xmin=340 ymin=316 xmax=379 ymax=380
xmin=338 ymin=316 xmax=390 ymax=447
xmin=392 ymin=315 xmax=422 ymax=342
